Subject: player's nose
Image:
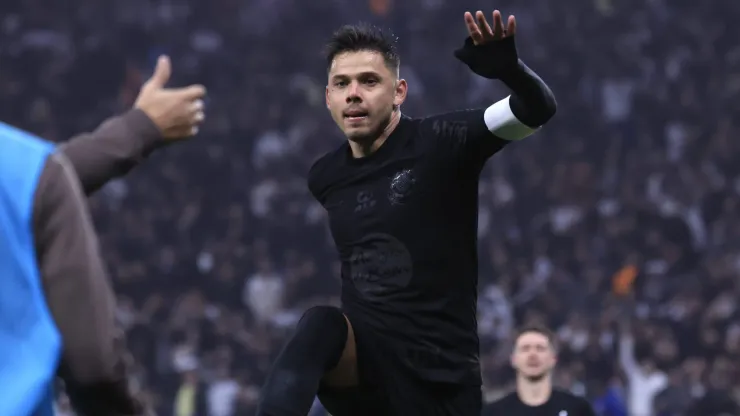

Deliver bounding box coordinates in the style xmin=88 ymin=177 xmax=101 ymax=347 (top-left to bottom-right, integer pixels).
xmin=346 ymin=83 xmax=362 ymax=102
xmin=346 ymin=93 xmax=362 ymax=104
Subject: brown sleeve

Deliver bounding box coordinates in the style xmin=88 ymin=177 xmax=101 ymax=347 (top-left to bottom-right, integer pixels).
xmin=59 ymin=109 xmax=163 ymax=196
xmin=33 ymin=151 xmax=148 ymax=416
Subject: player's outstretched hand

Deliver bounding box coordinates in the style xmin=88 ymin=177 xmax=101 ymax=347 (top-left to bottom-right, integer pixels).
xmin=454 ymin=10 xmax=519 ymax=80
xmin=463 ymin=10 xmax=516 ymax=45
xmin=134 ymin=55 xmax=207 ymax=139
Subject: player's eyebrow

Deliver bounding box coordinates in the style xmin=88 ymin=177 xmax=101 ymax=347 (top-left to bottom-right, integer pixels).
xmin=330 ymin=71 xmax=383 ymax=81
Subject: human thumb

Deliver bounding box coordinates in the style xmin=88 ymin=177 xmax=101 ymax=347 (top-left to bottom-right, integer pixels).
xmin=146 ymin=55 xmax=171 ymax=89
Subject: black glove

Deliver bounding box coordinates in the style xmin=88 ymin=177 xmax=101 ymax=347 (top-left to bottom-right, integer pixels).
xmin=454 ymin=35 xmax=519 ymax=80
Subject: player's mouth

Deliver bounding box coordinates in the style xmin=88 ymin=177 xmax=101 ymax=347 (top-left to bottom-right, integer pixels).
xmin=343 ymin=110 xmax=369 ymax=123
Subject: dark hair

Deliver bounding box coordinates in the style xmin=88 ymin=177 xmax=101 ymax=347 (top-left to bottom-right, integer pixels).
xmin=325 ymin=23 xmax=400 ymax=72
xmin=514 ymin=324 xmax=558 ymax=351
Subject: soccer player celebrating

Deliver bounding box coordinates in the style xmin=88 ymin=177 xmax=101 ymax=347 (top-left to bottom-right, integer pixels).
xmin=483 ymin=326 xmax=596 ymax=416
xmin=257 ymin=10 xmax=557 ymax=416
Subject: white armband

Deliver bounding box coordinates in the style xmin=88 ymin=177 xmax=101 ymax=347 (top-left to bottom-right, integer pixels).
xmin=483 ymin=95 xmax=537 ymax=141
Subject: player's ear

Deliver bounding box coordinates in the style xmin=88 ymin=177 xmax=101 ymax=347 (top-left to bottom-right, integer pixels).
xmin=325 ymin=85 xmax=331 ymax=110
xmin=394 ymin=79 xmax=407 ymax=108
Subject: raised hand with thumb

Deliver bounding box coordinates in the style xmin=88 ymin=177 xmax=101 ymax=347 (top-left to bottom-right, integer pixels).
xmin=134 ymin=55 xmax=207 ymax=139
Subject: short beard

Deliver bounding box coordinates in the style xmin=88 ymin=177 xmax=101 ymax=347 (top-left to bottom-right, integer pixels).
xmin=345 ymin=107 xmax=394 ymax=144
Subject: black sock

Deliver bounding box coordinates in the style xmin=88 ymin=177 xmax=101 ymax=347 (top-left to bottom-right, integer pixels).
xmin=256 ymin=306 xmax=348 ymax=416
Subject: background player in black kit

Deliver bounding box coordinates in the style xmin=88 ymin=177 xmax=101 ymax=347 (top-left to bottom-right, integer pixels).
xmin=256 ymin=9 xmax=557 ymax=416
xmin=483 ymin=326 xmax=596 ymax=416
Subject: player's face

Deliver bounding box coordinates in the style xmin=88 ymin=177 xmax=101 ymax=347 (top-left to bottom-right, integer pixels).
xmin=326 ymin=50 xmax=407 ymax=143
xmin=511 ymin=332 xmax=556 ymax=380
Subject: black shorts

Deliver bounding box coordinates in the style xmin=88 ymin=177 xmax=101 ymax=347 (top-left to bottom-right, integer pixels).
xmin=317 ymin=318 xmax=482 ymax=416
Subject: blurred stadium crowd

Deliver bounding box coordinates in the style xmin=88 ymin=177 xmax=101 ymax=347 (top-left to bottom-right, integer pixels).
xmin=1 ymin=0 xmax=738 ymax=415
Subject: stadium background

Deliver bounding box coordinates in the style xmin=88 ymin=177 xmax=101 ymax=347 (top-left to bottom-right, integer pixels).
xmin=1 ymin=0 xmax=737 ymax=415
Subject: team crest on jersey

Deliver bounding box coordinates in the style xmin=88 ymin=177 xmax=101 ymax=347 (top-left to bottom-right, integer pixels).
xmin=388 ymin=169 xmax=416 ymax=205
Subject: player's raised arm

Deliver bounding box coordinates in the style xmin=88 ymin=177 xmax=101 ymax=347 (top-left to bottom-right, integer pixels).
xmin=454 ymin=10 xmax=557 ymax=141
xmin=59 ymin=55 xmax=207 ymax=195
